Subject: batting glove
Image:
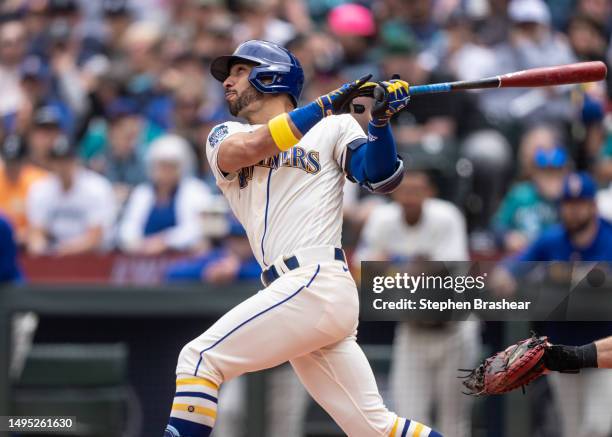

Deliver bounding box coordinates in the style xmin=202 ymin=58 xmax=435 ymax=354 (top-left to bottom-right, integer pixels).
xmin=370 ymin=74 xmax=410 ymax=126
xmin=316 ymin=74 xmax=375 ymax=116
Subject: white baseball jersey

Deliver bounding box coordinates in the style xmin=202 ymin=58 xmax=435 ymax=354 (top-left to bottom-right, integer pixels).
xmin=205 ymin=114 xmax=365 ymax=268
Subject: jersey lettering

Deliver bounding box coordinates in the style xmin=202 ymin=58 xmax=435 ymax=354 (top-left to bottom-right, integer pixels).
xmin=237 ymin=146 xmax=321 ymax=189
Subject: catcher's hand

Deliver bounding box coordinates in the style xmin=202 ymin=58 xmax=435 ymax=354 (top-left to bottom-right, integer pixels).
xmin=370 ymin=74 xmax=410 ymax=126
xmin=459 ymin=334 xmax=551 ymax=396
xmin=316 ymin=74 xmax=375 ymax=116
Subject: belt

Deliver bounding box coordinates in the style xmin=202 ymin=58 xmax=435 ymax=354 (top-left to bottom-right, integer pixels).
xmin=261 ymin=246 xmax=347 ymax=287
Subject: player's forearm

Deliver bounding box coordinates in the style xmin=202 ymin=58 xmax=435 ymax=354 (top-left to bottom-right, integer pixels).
xmin=364 ymin=122 xmax=398 ymax=182
xmin=595 ymin=336 xmax=612 ymax=368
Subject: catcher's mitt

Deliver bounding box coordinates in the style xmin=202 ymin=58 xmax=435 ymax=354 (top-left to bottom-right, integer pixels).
xmin=459 ymin=334 xmax=551 ymax=396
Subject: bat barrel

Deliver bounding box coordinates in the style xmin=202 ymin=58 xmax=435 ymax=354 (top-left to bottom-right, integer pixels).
xmin=407 ymin=61 xmax=607 ymax=96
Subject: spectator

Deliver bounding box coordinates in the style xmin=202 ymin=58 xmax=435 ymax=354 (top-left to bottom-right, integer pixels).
xmin=19 ymin=55 xmax=74 ymax=134
xmin=355 ymin=170 xmax=479 ymax=437
xmin=480 ymin=0 xmax=576 ymax=127
xmin=0 ymin=213 xmax=21 ymax=283
xmin=326 ymin=4 xmax=378 ymax=80
xmin=165 ymin=217 xmax=260 ymax=283
xmin=87 ymin=98 xmax=148 ymax=205
xmin=118 ymin=134 xmax=212 ymax=255
xmin=233 ymin=0 xmax=296 ymax=46
xmin=26 ymin=134 xmax=117 ymax=255
xmin=518 ymin=124 xmax=562 ymax=178
xmin=80 ymin=96 xmax=164 ymax=164
xmin=493 ymin=146 xmax=569 ymax=252
xmin=494 ymin=172 xmax=612 ymax=437
xmin=26 ymin=105 xmax=64 ymax=170
xmin=473 ymin=0 xmax=512 ymax=46
xmin=0 ymin=20 xmax=29 ymax=131
xmin=0 ymin=134 xmax=47 ymax=244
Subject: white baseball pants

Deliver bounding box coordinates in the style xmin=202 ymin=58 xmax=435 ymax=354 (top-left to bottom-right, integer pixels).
xmin=176 ymin=261 xmax=400 ymax=436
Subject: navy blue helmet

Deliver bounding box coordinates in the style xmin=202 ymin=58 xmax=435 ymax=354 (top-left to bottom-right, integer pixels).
xmin=211 ymin=40 xmax=304 ymax=107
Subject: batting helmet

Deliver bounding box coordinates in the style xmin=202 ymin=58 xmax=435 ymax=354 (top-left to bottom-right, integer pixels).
xmin=210 ymin=40 xmax=304 ymax=107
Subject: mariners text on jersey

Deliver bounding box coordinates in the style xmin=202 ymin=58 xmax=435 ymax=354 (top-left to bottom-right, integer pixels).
xmin=238 ymin=147 xmax=321 ymax=189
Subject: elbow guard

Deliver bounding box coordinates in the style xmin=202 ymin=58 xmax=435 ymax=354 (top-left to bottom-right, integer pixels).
xmin=362 ymin=157 xmax=404 ymax=194
xmin=344 ymin=139 xmax=405 ymax=194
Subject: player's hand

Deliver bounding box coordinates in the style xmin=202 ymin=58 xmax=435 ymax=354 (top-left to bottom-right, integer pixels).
xmin=370 ymin=74 xmax=410 ymax=126
xmin=316 ymin=74 xmax=374 ymax=116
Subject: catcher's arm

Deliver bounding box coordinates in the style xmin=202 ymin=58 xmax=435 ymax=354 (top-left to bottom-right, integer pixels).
xmin=545 ymin=336 xmax=612 ymax=370
xmin=597 ymin=336 xmax=612 ymax=368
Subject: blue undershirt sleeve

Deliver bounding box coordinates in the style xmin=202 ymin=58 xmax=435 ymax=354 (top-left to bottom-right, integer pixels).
xmin=345 ymin=122 xmax=402 ymax=193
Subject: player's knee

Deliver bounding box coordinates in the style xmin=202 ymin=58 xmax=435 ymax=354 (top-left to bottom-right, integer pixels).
xmin=176 ymin=340 xmax=224 ymax=384
xmin=176 ymin=341 xmax=199 ymax=372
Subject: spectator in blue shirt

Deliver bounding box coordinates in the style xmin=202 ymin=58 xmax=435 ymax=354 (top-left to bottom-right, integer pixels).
xmin=515 ymin=171 xmax=612 ymax=262
xmin=0 ymin=214 xmax=21 ymax=283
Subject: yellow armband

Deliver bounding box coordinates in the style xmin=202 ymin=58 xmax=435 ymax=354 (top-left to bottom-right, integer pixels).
xmin=268 ymin=113 xmax=300 ymax=151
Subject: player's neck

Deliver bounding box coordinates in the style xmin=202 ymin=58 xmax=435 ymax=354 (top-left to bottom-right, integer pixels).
xmin=244 ymin=98 xmax=294 ymax=125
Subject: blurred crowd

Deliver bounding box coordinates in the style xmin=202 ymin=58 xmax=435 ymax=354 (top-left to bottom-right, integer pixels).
xmin=0 ymin=0 xmax=611 ymax=264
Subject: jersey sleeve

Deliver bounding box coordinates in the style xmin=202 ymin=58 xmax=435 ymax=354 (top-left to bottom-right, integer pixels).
xmin=205 ymin=122 xmax=244 ymax=186
xmin=332 ymin=114 xmax=367 ymax=170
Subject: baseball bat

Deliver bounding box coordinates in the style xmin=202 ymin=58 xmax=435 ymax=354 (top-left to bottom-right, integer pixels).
xmin=408 ymin=61 xmax=607 ymax=96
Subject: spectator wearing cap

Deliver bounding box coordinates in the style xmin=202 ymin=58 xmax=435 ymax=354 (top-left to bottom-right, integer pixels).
xmin=327 ymin=3 xmax=378 ymax=80
xmin=480 ymin=0 xmax=576 ymax=127
xmin=0 ymin=134 xmax=47 ymax=244
xmin=495 ymin=172 xmax=612 ymax=437
xmin=165 ymin=217 xmax=260 ymax=283
xmin=25 ymin=134 xmax=117 ymax=255
xmin=80 ymin=96 xmax=163 ymax=164
xmin=493 ymin=145 xmax=570 ymax=252
xmin=26 ymin=105 xmax=64 ymax=170
xmin=118 ymin=134 xmax=213 ymax=255
xmin=19 ymin=56 xmax=74 ymax=134
xmin=513 ymin=172 xmax=612 ymax=260
xmin=101 ymin=0 xmax=132 ymax=56
xmin=85 ymin=98 xmax=148 ymax=205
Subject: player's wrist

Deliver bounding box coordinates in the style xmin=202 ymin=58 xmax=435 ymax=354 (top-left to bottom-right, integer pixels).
xmin=268 ymin=101 xmax=327 ymax=151
xmin=369 ymin=118 xmax=389 ymax=128
xmin=268 ymin=113 xmax=300 ymax=151
xmin=544 ymin=343 xmax=598 ymax=371
xmin=579 ymin=342 xmax=599 ymax=368
xmin=289 ymin=101 xmax=324 ymax=134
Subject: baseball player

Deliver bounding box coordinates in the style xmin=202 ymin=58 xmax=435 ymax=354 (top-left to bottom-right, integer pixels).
xmin=164 ymin=40 xmax=443 ymax=437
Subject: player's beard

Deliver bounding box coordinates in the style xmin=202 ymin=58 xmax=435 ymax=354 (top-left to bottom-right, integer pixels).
xmin=228 ymin=87 xmax=264 ymax=117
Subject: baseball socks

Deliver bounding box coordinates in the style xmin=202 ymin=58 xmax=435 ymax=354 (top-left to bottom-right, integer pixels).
xmin=164 ymin=375 xmax=219 ymax=437
xmin=391 ymin=417 xmax=444 ymax=437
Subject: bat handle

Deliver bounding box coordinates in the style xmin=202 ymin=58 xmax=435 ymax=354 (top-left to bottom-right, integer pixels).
xmin=409 ymin=83 xmax=453 ymax=96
